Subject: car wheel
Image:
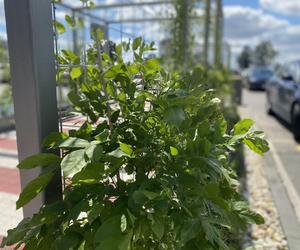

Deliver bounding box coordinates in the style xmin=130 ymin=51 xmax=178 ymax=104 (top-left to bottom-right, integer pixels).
xmin=292 ymin=103 xmax=300 ymax=142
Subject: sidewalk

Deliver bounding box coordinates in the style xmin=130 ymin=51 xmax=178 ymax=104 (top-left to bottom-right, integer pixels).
xmin=0 ymin=116 xmax=86 ymax=241
xmin=0 ymin=131 xmax=22 ymax=238
xmin=239 ymin=90 xmax=300 ymax=250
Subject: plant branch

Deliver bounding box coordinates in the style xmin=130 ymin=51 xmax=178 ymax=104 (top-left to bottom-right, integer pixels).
xmin=95 ymin=36 xmax=113 ymax=131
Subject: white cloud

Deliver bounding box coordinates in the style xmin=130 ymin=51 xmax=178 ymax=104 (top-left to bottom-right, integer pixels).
xmin=224 ymin=6 xmax=288 ymax=39
xmin=224 ymin=6 xmax=300 ymax=67
xmin=260 ymin=0 xmax=300 ymax=16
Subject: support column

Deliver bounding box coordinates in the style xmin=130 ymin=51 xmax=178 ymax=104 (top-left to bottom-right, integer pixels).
xmin=182 ymin=0 xmax=189 ymax=70
xmin=4 ymin=0 xmax=62 ymax=217
xmin=203 ymin=0 xmax=211 ymax=67
xmin=214 ymin=0 xmax=223 ymax=68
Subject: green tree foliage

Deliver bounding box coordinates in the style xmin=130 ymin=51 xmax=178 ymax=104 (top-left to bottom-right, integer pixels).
xmin=253 ymin=41 xmax=277 ymax=66
xmin=0 ymin=84 xmax=12 ymax=117
xmin=237 ymin=46 xmax=252 ymax=70
xmin=0 ymin=39 xmax=8 ymax=63
xmin=1 ymin=30 xmax=269 ymax=249
xmin=0 ymin=38 xmax=10 ymax=82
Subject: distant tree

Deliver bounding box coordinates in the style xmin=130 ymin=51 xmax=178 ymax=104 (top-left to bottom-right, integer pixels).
xmin=0 ymin=39 xmax=8 ymax=63
xmin=253 ymin=41 xmax=277 ymax=66
xmin=0 ymin=38 xmax=10 ymax=82
xmin=237 ymin=46 xmax=252 ymax=69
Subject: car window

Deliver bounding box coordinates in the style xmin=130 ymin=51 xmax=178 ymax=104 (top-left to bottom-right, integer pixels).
xmin=281 ymin=63 xmax=297 ymax=81
xmin=251 ymin=68 xmax=273 ymax=77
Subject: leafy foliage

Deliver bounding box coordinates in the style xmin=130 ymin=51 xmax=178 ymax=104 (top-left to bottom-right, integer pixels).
xmin=237 ymin=41 xmax=277 ymax=69
xmin=237 ymin=46 xmax=252 ymax=70
xmin=1 ymin=31 xmax=269 ymax=249
xmin=168 ymin=0 xmax=196 ymax=71
xmin=253 ymin=41 xmax=277 ymax=66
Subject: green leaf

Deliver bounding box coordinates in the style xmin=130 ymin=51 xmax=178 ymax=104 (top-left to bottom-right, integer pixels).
xmin=88 ymin=202 xmax=103 ymax=224
xmin=132 ymin=37 xmax=142 ymax=50
xmin=143 ymin=58 xmax=161 ymax=75
xmin=111 ymin=110 xmax=120 ymax=123
xmin=17 ymin=153 xmax=60 ymax=169
xmin=94 ymin=215 xmax=132 ymax=250
xmin=0 ymin=218 xmax=31 ymax=247
xmin=53 ymin=20 xmax=66 ymax=35
xmin=61 ymin=149 xmax=87 ymax=177
xmin=95 ymin=129 xmax=110 ymax=142
xmin=132 ymin=190 xmax=148 ymax=205
xmin=170 ymin=146 xmax=178 ymax=156
xmin=94 ymin=216 xmax=121 ymax=244
xmin=191 ymin=66 xmax=204 ymax=86
xmin=68 ymin=90 xmax=83 ymax=107
xmin=91 ymin=27 xmax=104 ymax=41
xmin=120 ymin=143 xmax=133 ymax=155
xmin=52 ymin=232 xmax=81 ymax=250
xmin=164 ymin=107 xmax=186 ymax=128
xmin=108 ymin=148 xmax=130 ymax=158
xmin=42 ymin=132 xmax=68 ymax=148
xmin=61 ymin=49 xmax=79 ymax=64
xmin=233 ymin=201 xmax=264 ymax=225
xmin=233 ymin=119 xmax=254 ymax=135
xmin=202 ymin=220 xmax=228 ymax=250
xmin=16 ymin=172 xmax=54 ymax=209
xmin=243 ymin=137 xmax=269 ymax=155
xmin=85 ymin=143 xmax=103 ymax=162
xmin=152 ymin=220 xmax=164 ymax=240
xmin=142 ymin=190 xmax=159 ymax=200
xmin=72 ymin=163 xmax=104 ymax=184
xmin=70 ymin=67 xmax=82 ymax=80
xmin=181 ymin=219 xmax=201 ymax=245
xmin=65 ymin=15 xmax=76 ymax=28
xmin=32 ymin=201 xmax=67 ymax=225
xmin=56 ymin=137 xmax=90 ymax=149
xmin=117 ymin=230 xmax=133 ymax=250
xmin=103 ymin=65 xmax=122 ymax=79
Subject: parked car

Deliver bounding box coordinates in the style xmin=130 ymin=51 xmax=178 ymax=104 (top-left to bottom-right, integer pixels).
xmin=265 ymin=61 xmax=300 ymax=141
xmin=244 ymin=66 xmax=273 ymax=90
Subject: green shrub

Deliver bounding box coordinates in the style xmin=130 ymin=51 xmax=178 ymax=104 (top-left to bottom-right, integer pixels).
xmin=0 ymin=84 xmax=12 ymax=117
xmin=1 ymin=35 xmax=269 ymax=249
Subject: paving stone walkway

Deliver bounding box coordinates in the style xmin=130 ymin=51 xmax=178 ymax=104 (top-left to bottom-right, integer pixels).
xmin=0 ymin=131 xmax=22 ymax=240
xmin=0 ymin=116 xmax=85 ymax=247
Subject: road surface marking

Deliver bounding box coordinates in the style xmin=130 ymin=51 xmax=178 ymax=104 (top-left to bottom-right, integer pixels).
xmin=269 ymin=140 xmax=300 ymax=222
xmin=297 ymin=145 xmax=300 ymax=152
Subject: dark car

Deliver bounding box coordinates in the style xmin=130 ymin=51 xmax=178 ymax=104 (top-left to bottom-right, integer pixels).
xmin=265 ymin=61 xmax=300 ymax=141
xmin=245 ymin=67 xmax=273 ymax=90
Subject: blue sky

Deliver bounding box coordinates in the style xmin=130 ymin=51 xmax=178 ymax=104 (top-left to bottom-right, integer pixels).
xmin=1 ymin=0 xmax=300 ymax=68
xmin=222 ymin=0 xmax=300 ymax=67
xmin=224 ymin=0 xmax=300 ymax=25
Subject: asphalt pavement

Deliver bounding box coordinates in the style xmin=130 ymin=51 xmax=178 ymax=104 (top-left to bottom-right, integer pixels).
xmin=240 ymin=88 xmax=300 ymax=249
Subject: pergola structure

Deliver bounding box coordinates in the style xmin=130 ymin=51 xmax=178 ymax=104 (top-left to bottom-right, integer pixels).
xmin=56 ymin=0 xmax=226 ymax=66
xmin=4 ymin=0 xmax=226 ymax=217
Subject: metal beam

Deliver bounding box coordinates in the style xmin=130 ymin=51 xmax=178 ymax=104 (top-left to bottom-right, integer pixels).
xmin=75 ymin=10 xmax=107 ymax=24
xmin=107 ymin=15 xmax=203 ymax=24
xmin=74 ymin=0 xmax=173 ymax=10
xmin=4 ymin=0 xmax=62 ymax=217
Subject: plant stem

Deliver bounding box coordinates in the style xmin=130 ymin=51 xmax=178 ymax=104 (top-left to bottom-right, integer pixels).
xmin=95 ymin=36 xmax=113 ymax=131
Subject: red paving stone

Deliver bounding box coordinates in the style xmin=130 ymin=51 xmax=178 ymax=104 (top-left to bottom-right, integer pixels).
xmin=0 ymin=167 xmax=20 ymax=194
xmin=0 ymin=139 xmax=17 ymax=151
